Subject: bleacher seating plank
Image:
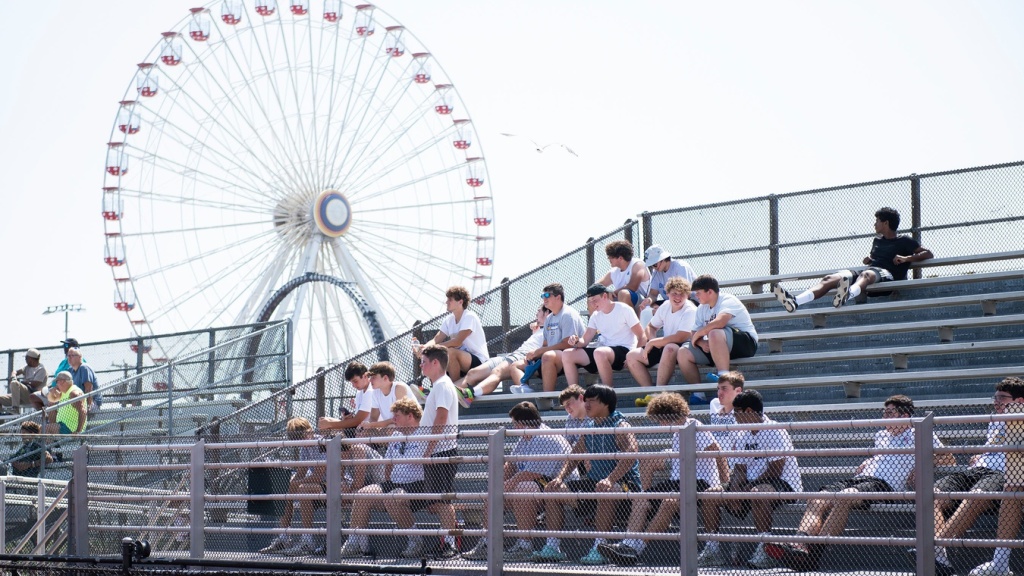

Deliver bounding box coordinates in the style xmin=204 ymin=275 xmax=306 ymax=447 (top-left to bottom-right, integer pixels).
xmin=759 ymin=312 xmax=1024 ymax=352
xmin=731 ymin=338 xmax=1024 ymax=370
xmin=750 ymin=290 xmax=1024 ymax=326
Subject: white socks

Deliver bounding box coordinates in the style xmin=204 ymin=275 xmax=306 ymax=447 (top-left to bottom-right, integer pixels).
xmin=994 ymin=547 xmax=1010 ymax=570
xmin=795 ymin=291 xmax=815 ymax=306
xmin=848 ymin=285 xmax=862 ymax=300
xmin=546 ymin=537 xmax=560 ymax=549
xmin=624 ymin=538 xmax=646 ymax=553
xmin=473 ymin=383 xmax=486 ymax=397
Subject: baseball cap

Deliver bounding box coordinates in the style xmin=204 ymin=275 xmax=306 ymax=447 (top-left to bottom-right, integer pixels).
xmin=586 ymin=283 xmax=613 ymax=298
xmin=644 ymin=245 xmax=671 ymax=267
xmin=61 ymin=338 xmax=80 ymax=348
xmin=25 ymin=349 xmax=41 ymax=359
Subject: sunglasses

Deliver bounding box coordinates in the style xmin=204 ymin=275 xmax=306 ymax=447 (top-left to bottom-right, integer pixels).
xmin=541 ymin=292 xmax=552 ymax=298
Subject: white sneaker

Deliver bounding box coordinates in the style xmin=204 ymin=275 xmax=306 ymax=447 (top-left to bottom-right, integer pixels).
xmin=748 ymin=542 xmax=781 ymax=569
xmin=400 ymin=539 xmax=424 ymax=559
xmin=834 ymin=274 xmax=852 ymax=308
xmin=339 ymin=539 xmax=366 ymax=558
xmin=772 ymin=284 xmax=798 ymax=313
xmin=258 ymin=537 xmax=291 ymax=554
xmin=969 ymin=562 xmax=1014 ymax=576
xmin=697 ymin=545 xmax=726 ymax=567
xmin=281 ymin=540 xmax=316 ymax=556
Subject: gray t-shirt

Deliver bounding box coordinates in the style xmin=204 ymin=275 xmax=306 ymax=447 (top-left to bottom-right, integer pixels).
xmin=543 ymin=305 xmax=586 ymax=348
xmin=650 ymin=260 xmax=696 ymax=298
xmin=510 ymin=424 xmax=579 ymax=480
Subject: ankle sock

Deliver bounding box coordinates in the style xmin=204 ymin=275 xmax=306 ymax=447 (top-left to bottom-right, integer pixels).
xmin=795 ymin=291 xmax=815 ymax=305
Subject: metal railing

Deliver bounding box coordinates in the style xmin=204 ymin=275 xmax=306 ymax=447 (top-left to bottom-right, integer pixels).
xmin=56 ymin=410 xmax=1024 ymax=575
xmin=641 ymin=160 xmax=1024 ymax=290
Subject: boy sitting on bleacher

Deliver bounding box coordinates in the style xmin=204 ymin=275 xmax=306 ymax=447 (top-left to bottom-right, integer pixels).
xmin=772 ymin=206 xmax=934 ymax=312
xmin=10 ymin=421 xmax=53 ymax=477
xmin=766 ymin=394 xmax=953 ymax=571
xmin=339 ymin=398 xmax=429 ymax=559
xmin=699 ymin=390 xmax=802 ymax=569
xmin=598 ymin=393 xmax=728 ymax=566
xmin=259 ymin=417 xmax=325 ymax=556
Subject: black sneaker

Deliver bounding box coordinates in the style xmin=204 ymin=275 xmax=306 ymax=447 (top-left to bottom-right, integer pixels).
xmin=597 ymin=542 xmax=639 ymax=566
xmin=434 ymin=542 xmax=460 ymax=561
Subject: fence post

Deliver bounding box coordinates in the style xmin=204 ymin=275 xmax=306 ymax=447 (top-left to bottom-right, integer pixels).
xmin=167 ymin=362 xmax=174 ymax=435
xmin=71 ymin=445 xmax=89 ymax=555
xmin=500 ymin=278 xmax=511 ymax=353
xmin=769 ymin=195 xmax=780 ymax=275
xmin=134 ymin=338 xmax=145 ymax=404
xmin=325 ymin=435 xmax=343 ymax=563
xmin=679 ymin=421 xmax=698 ymax=576
xmin=315 ymin=367 xmax=326 ymax=422
xmin=0 ymin=480 xmax=5 ymax=553
xmin=910 ymin=174 xmax=923 ymax=279
xmin=642 ymin=211 xmax=653 ymax=253
xmin=286 ymin=319 xmax=294 ymax=386
xmin=914 ymin=413 xmax=935 ymax=576
xmin=190 ymin=440 xmax=205 ymax=558
xmin=623 ymin=218 xmax=634 ymax=245
xmin=486 ymin=427 xmax=506 ymax=576
xmin=207 ymin=329 xmax=216 ymax=387
xmin=586 ymin=238 xmax=596 ymax=286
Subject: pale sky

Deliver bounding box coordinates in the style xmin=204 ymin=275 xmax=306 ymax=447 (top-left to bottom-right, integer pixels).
xmin=1 ymin=1 xmax=1022 ymax=358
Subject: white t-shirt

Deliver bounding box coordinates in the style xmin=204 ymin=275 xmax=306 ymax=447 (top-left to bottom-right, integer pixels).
xmin=609 ymin=258 xmax=651 ymax=296
xmin=861 ymin=427 xmax=943 ymax=490
xmin=440 ymin=310 xmax=489 ymax=363
xmin=974 ymin=420 xmax=1007 ymax=472
xmin=371 ymin=381 xmax=412 ymax=422
xmin=514 ymin=331 xmax=544 ymax=356
xmin=668 ymin=420 xmax=721 ymax=487
xmin=693 ymin=291 xmax=758 ymax=342
xmin=650 ymin=299 xmax=698 ymax=337
xmin=350 ymin=387 xmax=373 ymax=416
xmin=420 ymin=375 xmax=459 ymax=454
xmin=588 ymin=302 xmax=640 ymax=348
xmin=732 ymin=419 xmax=803 ymax=492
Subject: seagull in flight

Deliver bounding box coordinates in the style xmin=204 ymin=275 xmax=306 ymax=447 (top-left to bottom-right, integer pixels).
xmin=500 ymin=133 xmax=578 ymax=156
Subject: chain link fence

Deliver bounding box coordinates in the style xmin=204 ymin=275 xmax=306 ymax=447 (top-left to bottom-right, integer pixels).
xmin=2 ymin=323 xmax=288 ymax=411
xmin=42 ymin=396 xmax=1021 ymax=575
xmin=642 ymin=160 xmax=1024 ymax=292
xmin=204 ymin=220 xmax=641 ymax=437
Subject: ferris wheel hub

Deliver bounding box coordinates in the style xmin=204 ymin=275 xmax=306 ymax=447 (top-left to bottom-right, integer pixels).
xmin=312 ymin=190 xmax=352 ymax=238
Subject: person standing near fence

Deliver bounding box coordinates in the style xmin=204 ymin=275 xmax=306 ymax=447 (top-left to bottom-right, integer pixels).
xmin=772 ymin=207 xmax=934 ymax=312
xmin=417 ymin=344 xmax=462 ymax=560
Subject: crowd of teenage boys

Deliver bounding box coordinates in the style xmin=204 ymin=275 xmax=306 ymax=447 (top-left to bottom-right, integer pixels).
xmin=5 ymin=207 xmax=1021 ymax=574
xmin=250 ymin=206 xmax=1024 ymax=575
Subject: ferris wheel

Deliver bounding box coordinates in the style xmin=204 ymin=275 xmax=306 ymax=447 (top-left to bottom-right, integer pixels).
xmin=101 ymin=0 xmax=495 ymax=378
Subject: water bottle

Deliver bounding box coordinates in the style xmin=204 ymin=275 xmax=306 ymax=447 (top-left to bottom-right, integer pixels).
xmin=411 ymin=336 xmax=422 ymax=355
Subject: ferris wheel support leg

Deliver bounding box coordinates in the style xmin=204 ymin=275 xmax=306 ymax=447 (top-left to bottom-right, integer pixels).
xmin=330 ymin=237 xmax=397 ymax=340
xmin=288 ymin=236 xmax=324 ymax=331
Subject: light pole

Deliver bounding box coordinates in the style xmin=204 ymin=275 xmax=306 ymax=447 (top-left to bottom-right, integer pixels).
xmin=43 ymin=304 xmax=85 ymax=340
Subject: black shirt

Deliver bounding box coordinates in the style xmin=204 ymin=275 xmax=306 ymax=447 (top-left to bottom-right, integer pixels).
xmin=868 ymin=235 xmax=922 ymax=280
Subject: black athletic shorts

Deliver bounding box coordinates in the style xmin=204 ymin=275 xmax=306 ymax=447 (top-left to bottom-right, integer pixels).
xmin=424 ymin=449 xmax=459 ymax=506
xmin=644 ymin=346 xmax=667 ymax=366
xmin=818 ymin=475 xmax=892 ymax=509
xmin=581 ymin=346 xmax=630 ymax=373
xmin=647 ymin=478 xmax=710 ymax=519
xmin=379 ymin=480 xmax=430 ymax=512
xmin=724 ymin=478 xmax=795 ymax=518
xmin=469 ymin=355 xmax=483 ymax=370
xmin=935 ymin=467 xmax=1004 ymax=514
xmin=566 ymin=476 xmax=640 ymax=521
